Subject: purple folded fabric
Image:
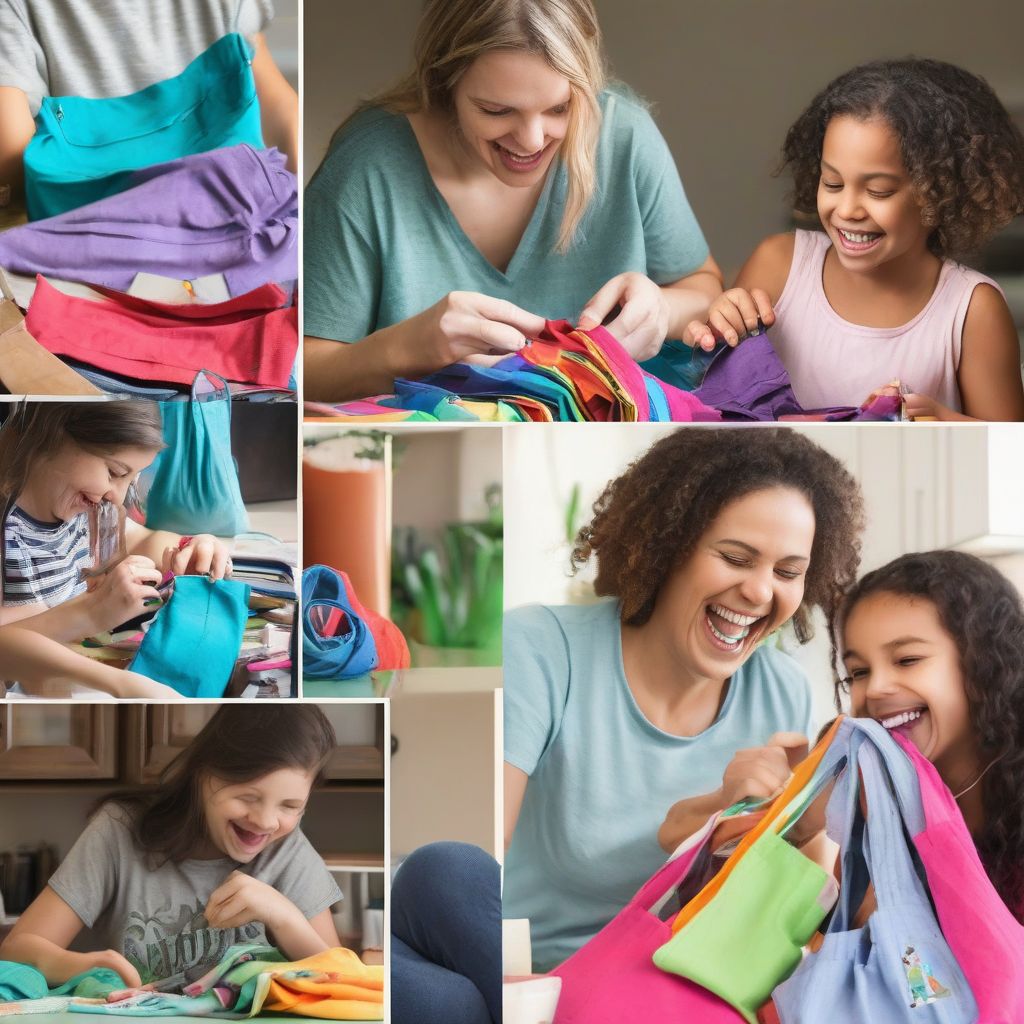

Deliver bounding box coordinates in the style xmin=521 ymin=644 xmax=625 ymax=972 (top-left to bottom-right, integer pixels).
xmin=0 ymin=144 xmax=296 ymax=297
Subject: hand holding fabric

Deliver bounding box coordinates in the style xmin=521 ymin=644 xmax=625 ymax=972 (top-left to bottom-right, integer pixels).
xmin=717 ymin=731 xmax=808 ymax=807
xmin=116 ymin=672 xmax=182 ymax=700
xmin=78 ymin=949 xmax=142 ymax=990
xmin=162 ymin=535 xmax=232 ymax=579
xmin=578 ymin=272 xmax=670 ymax=362
xmin=85 ymin=555 xmax=162 ymax=635
xmin=683 ymin=287 xmax=776 ymax=351
xmin=903 ymin=393 xmax=970 ymax=421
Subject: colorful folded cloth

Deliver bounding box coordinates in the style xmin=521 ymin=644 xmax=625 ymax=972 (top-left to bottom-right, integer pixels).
xmin=0 ymin=146 xmax=296 ymax=297
xmin=0 ymin=946 xmax=384 ymax=1019
xmin=25 ymin=277 xmax=297 ymax=388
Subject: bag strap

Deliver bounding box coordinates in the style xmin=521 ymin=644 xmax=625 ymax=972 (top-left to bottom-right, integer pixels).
xmin=670 ymin=715 xmax=846 ymax=933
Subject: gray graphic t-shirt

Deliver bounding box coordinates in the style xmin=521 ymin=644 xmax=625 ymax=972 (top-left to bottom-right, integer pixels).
xmin=49 ymin=805 xmax=341 ymax=987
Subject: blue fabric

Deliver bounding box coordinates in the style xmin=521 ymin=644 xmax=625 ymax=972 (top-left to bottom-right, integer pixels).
xmin=24 ymin=33 xmax=263 ymax=220
xmin=0 ymin=961 xmax=125 ymax=1001
xmin=774 ymin=720 xmax=976 ymax=1022
xmin=144 ymin=371 xmax=249 ymax=538
xmin=131 ymin=576 xmax=250 ymax=696
xmin=302 ymin=564 xmax=379 ymax=680
xmin=503 ymin=600 xmax=814 ymax=972
xmin=391 ymin=843 xmax=500 ymax=1024
xmin=644 ymin=375 xmax=671 ymax=421
xmin=304 ymin=87 xmax=709 ymax=342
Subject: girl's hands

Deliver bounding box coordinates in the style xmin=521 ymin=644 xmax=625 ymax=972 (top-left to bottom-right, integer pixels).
xmin=79 ymin=949 xmax=143 ymax=989
xmin=205 ymin=871 xmax=302 ymax=934
xmin=116 ymin=672 xmax=182 ymax=700
xmin=85 ymin=556 xmax=162 ymax=634
xmin=161 ymin=535 xmax=232 ymax=579
xmin=414 ymin=291 xmax=545 ymax=370
xmin=903 ymin=393 xmax=970 ymax=422
xmin=683 ymin=287 xmax=776 ymax=351
xmin=578 ymin=272 xmax=670 ymax=362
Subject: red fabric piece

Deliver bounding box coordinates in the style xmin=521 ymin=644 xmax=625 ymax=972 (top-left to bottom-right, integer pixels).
xmin=26 ymin=275 xmax=297 ymax=387
xmin=332 ymin=569 xmax=410 ymax=671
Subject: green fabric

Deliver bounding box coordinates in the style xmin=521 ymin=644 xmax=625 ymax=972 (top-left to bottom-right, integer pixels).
xmin=304 ymin=87 xmax=709 ymax=342
xmin=0 ymin=961 xmax=124 ymax=1001
xmin=652 ymin=831 xmax=832 ymax=1023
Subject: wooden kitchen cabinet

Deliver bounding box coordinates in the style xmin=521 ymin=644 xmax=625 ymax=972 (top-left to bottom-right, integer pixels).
xmin=0 ymin=706 xmax=117 ymax=780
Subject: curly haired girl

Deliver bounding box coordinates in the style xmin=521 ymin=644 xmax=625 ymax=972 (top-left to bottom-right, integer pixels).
xmin=837 ymin=550 xmax=1024 ymax=919
xmin=684 ymin=58 xmax=1024 ymax=422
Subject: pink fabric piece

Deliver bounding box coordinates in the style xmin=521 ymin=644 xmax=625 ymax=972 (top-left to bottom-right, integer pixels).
xmin=550 ymin=814 xmax=744 ymax=1024
xmin=25 ymin=276 xmax=297 ymax=387
xmin=893 ymin=731 xmax=1024 ymax=1022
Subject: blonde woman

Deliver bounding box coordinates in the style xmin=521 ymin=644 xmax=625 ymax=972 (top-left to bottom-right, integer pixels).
xmin=304 ymin=0 xmax=723 ymax=402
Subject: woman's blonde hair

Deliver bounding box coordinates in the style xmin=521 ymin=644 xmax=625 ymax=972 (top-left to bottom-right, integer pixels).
xmin=338 ymin=0 xmax=606 ymax=253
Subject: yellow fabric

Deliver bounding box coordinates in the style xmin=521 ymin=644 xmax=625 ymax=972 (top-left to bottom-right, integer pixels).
xmin=670 ymin=715 xmax=846 ymax=933
xmin=259 ymin=948 xmax=384 ymax=1020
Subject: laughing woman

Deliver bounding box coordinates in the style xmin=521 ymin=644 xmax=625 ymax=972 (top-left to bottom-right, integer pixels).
xmin=503 ymin=428 xmax=866 ymax=972
xmin=303 ymin=0 xmax=722 ymax=401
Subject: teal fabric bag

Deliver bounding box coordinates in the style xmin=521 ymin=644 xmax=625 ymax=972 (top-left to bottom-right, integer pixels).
xmin=24 ymin=31 xmax=263 ymax=220
xmin=131 ymin=576 xmax=250 ymax=697
xmin=144 ymin=371 xmax=250 ymax=538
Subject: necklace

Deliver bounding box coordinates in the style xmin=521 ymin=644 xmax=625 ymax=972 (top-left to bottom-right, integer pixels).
xmin=953 ymin=755 xmax=1003 ymax=801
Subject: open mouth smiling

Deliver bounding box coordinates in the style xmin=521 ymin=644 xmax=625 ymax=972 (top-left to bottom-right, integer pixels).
xmin=704 ymin=603 xmax=770 ymax=654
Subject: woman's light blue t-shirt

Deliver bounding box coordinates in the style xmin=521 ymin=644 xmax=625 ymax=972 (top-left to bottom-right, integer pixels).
xmin=303 ymin=88 xmax=709 ymax=341
xmin=503 ymin=600 xmax=815 ymax=973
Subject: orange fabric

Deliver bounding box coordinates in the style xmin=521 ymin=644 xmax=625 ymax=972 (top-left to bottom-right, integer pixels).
xmin=259 ymin=948 xmax=384 ymax=1019
xmin=670 ymin=715 xmax=846 ymax=933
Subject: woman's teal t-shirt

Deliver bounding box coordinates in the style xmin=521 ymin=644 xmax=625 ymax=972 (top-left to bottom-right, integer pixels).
xmin=503 ymin=600 xmax=815 ymax=973
xmin=303 ymin=88 xmax=709 ymax=341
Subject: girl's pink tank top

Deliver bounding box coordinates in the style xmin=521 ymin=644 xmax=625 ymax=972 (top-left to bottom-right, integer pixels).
xmin=771 ymin=229 xmax=1001 ymax=411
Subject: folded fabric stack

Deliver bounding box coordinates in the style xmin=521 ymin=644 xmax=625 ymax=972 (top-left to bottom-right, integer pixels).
xmin=0 ymin=944 xmax=384 ymax=1019
xmin=306 ymin=320 xmax=724 ymax=423
xmin=303 ymin=564 xmax=410 ymax=680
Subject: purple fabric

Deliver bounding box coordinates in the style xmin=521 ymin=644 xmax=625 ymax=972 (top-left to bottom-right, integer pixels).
xmin=0 ymin=145 xmax=296 ymax=297
xmin=693 ymin=330 xmax=902 ymax=421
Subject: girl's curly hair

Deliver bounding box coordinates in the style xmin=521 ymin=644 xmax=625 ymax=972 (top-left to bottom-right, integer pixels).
xmin=832 ymin=551 xmax=1024 ymax=920
xmin=780 ymin=58 xmax=1024 ymax=260
xmin=572 ymin=427 xmax=865 ymax=643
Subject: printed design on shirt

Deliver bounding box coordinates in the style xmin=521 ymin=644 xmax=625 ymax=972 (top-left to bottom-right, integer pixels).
xmin=123 ymin=899 xmax=264 ymax=985
xmin=902 ymin=946 xmax=951 ymax=1007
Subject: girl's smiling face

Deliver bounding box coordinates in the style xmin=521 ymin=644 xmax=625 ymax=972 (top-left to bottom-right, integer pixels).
xmin=23 ymin=442 xmax=157 ymax=522
xmin=817 ymin=114 xmax=933 ymax=273
xmin=451 ymin=50 xmax=571 ymax=187
xmin=649 ymin=486 xmax=815 ymax=686
xmin=843 ymin=591 xmax=980 ymax=784
xmin=200 ymin=768 xmax=314 ymax=863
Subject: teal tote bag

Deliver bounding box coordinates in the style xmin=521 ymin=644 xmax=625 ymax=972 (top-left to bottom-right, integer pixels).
xmin=144 ymin=371 xmax=250 ymax=538
xmin=24 ymin=30 xmax=263 ymax=220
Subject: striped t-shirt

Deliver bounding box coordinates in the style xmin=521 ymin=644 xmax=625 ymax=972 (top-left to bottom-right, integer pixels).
xmin=3 ymin=506 xmax=90 ymax=607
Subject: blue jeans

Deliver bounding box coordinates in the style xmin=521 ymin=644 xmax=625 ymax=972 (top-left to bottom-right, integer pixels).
xmin=391 ymin=842 xmax=501 ymax=1024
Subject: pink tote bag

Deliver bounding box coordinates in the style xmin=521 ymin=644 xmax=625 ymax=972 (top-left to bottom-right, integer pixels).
xmin=892 ymin=732 xmax=1024 ymax=1023
xmin=549 ymin=813 xmax=745 ymax=1024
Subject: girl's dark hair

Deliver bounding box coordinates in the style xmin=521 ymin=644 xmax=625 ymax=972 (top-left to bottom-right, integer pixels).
xmin=0 ymin=401 xmax=165 ymax=504
xmin=780 ymin=58 xmax=1024 ymax=259
xmin=832 ymin=551 xmax=1024 ymax=918
xmin=572 ymin=427 xmax=865 ymax=642
xmin=99 ymin=706 xmax=337 ymax=865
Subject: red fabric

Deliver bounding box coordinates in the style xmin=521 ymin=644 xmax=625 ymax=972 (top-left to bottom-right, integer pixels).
xmin=26 ymin=275 xmax=297 ymax=387
xmin=333 ymin=569 xmax=410 ymax=671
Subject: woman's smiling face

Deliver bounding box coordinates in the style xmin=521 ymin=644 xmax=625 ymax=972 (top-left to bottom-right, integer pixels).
xmin=451 ymin=50 xmax=571 ymax=187
xmin=649 ymin=486 xmax=815 ymax=686
xmin=843 ymin=591 xmax=979 ymax=784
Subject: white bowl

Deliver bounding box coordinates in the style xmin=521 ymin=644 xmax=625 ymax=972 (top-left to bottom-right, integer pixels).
xmin=503 ymin=976 xmax=562 ymax=1024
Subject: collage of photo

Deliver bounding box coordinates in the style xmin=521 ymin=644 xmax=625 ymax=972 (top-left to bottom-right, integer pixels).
xmin=1 ymin=0 xmax=1023 ymax=1021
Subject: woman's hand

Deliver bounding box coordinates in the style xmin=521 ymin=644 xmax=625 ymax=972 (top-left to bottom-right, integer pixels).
xmin=683 ymin=287 xmax=776 ymax=351
xmin=718 ymin=732 xmax=808 ymax=807
xmin=84 ymin=556 xmax=162 ymax=635
xmin=412 ymin=291 xmax=546 ymax=371
xmin=578 ymin=272 xmax=670 ymax=361
xmin=161 ymin=535 xmax=232 ymax=579
xmin=205 ymin=871 xmax=302 ymax=934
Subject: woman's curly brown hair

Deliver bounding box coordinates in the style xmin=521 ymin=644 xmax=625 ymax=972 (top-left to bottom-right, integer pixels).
xmin=572 ymin=427 xmax=865 ymax=643
xmin=832 ymin=551 xmax=1024 ymax=921
xmin=780 ymin=58 xmax=1024 ymax=260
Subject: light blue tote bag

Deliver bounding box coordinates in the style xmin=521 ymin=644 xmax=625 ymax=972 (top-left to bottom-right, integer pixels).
xmin=24 ymin=12 xmax=263 ymax=220
xmin=773 ymin=721 xmax=977 ymax=1023
xmin=143 ymin=371 xmax=249 ymax=538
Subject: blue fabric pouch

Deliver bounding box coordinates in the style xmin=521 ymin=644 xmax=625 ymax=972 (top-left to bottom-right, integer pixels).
xmin=131 ymin=575 xmax=250 ymax=697
xmin=302 ymin=564 xmax=378 ymax=680
xmin=143 ymin=371 xmax=249 ymax=538
xmin=24 ymin=32 xmax=263 ymax=220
